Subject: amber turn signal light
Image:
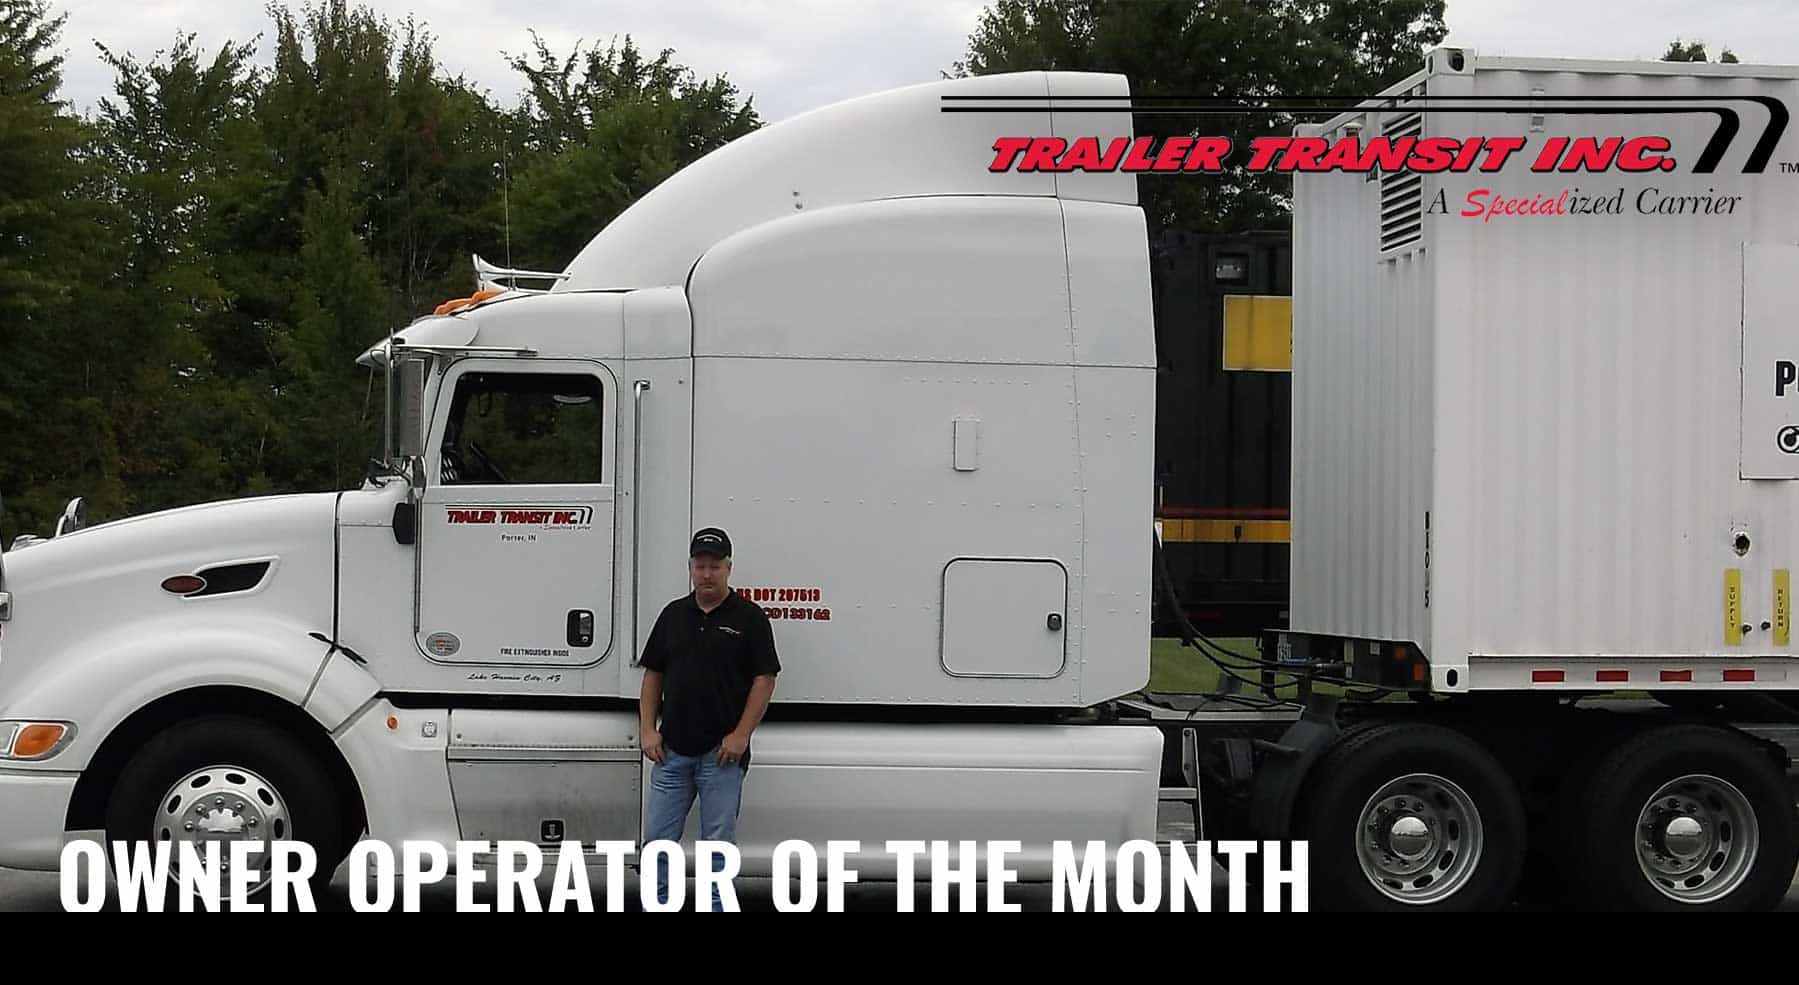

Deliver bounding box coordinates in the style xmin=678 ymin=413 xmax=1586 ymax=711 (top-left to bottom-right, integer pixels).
xmin=12 ymin=723 xmax=68 ymax=758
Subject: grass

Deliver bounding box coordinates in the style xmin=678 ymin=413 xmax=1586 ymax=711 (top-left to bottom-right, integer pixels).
xmin=1147 ymin=637 xmax=1256 ymax=693
xmin=1146 ymin=636 xmax=1388 ymax=700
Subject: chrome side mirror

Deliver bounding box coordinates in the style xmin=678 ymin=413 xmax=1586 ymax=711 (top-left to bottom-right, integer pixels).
xmin=54 ymin=497 xmax=85 ymax=537
xmin=398 ymin=356 xmax=429 ymax=500
xmin=0 ymin=493 xmax=9 ymax=621
xmin=398 ymin=357 xmax=428 ymax=462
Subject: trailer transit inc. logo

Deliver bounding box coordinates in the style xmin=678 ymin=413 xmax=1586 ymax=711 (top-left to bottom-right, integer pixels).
xmin=987 ymin=133 xmax=1685 ymax=174
xmin=444 ymin=505 xmax=593 ymax=526
xmin=953 ymin=92 xmax=1791 ymax=222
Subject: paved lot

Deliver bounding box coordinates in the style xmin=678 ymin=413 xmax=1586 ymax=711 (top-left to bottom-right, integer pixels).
xmin=4 ymin=804 xmax=1797 ymax=911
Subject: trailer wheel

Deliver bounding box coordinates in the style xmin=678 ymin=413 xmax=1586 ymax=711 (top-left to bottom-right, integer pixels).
xmin=103 ymin=714 xmax=347 ymax=908
xmin=1562 ymin=723 xmax=1798 ymax=911
xmin=1295 ymin=722 xmax=1526 ymax=911
xmin=1649 ymin=691 xmax=1727 ymax=715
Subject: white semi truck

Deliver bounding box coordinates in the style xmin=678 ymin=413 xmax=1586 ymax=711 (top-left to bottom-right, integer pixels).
xmin=2 ymin=50 xmax=1798 ymax=912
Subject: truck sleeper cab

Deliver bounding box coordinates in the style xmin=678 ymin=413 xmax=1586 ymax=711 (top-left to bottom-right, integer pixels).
xmin=0 ymin=69 xmax=1170 ymax=903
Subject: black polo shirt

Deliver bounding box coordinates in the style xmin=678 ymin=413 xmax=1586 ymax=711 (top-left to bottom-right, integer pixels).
xmin=640 ymin=589 xmax=781 ymax=759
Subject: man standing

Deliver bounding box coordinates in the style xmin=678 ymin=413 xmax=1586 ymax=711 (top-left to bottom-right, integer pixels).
xmin=638 ymin=527 xmax=780 ymax=910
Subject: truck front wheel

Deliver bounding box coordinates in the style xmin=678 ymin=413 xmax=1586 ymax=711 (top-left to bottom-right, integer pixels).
xmin=103 ymin=714 xmax=347 ymax=908
xmin=1561 ymin=723 xmax=1798 ymax=911
xmin=1294 ymin=722 xmax=1527 ymax=911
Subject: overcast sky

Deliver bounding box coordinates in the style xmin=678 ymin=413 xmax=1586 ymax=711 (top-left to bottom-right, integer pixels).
xmin=44 ymin=0 xmax=1799 ymax=123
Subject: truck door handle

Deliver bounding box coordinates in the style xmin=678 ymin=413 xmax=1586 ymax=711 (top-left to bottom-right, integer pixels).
xmin=569 ymin=609 xmax=594 ymax=647
xmin=1047 ymin=613 xmax=1063 ymax=632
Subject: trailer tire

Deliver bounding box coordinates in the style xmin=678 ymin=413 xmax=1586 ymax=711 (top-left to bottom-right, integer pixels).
xmin=102 ymin=714 xmax=347 ymax=909
xmin=1650 ymin=691 xmax=1799 ymax=722
xmin=1561 ymin=723 xmax=1798 ymax=911
xmin=1295 ymin=722 xmax=1526 ymax=911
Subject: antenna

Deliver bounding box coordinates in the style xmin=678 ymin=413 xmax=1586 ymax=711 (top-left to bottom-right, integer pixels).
xmin=476 ymin=119 xmax=567 ymax=294
xmin=500 ymin=116 xmax=513 ymax=272
xmin=383 ymin=314 xmax=396 ymax=464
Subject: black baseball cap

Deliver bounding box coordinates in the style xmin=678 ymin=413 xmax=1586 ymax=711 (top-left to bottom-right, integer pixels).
xmin=690 ymin=527 xmax=731 ymax=558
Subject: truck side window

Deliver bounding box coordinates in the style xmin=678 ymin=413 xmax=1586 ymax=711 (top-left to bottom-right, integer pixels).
xmin=440 ymin=371 xmax=604 ymax=485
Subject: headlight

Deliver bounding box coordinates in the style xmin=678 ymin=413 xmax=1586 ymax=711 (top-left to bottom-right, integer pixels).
xmin=0 ymin=721 xmax=75 ymax=760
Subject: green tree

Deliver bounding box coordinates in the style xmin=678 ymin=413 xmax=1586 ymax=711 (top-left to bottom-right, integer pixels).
xmin=91 ymin=33 xmax=275 ymax=511
xmin=1 ymin=0 xmax=765 ymax=535
xmin=246 ymin=1 xmax=514 ymax=492
xmin=1663 ymin=38 xmax=1739 ymax=63
xmin=951 ymin=0 xmax=1449 ymax=234
xmin=0 ymin=0 xmax=131 ymax=543
xmin=503 ymin=33 xmax=762 ymax=267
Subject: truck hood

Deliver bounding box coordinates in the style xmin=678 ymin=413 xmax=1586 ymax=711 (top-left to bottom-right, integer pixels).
xmin=0 ymin=492 xmax=342 ymax=701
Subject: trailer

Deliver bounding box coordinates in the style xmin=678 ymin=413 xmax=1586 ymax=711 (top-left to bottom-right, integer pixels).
xmin=1246 ymin=46 xmax=1799 ymax=910
xmin=1150 ymin=230 xmax=1293 ymax=640
xmin=1149 ymin=47 xmax=1799 ymax=911
xmin=2 ymin=50 xmax=1798 ymax=912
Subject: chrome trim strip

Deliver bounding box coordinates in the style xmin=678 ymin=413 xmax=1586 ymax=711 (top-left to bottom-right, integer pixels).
xmin=446 ymin=747 xmax=641 ymax=763
xmin=631 ymin=380 xmax=651 ymax=667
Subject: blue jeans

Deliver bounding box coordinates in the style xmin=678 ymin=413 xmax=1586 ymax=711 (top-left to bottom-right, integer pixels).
xmin=643 ymin=745 xmax=745 ymax=910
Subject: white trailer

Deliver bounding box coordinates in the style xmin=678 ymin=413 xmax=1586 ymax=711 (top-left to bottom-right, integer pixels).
xmin=1 ymin=51 xmax=1797 ymax=912
xmin=1270 ymin=47 xmax=1799 ymax=910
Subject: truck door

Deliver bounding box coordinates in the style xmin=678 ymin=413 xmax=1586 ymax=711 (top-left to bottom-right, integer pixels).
xmin=416 ymin=358 xmax=617 ymax=667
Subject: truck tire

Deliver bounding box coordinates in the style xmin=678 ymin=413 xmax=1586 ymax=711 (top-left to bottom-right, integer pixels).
xmin=103 ymin=714 xmax=347 ymax=909
xmin=1650 ymin=690 xmax=1799 ymax=722
xmin=1294 ymin=722 xmax=1526 ymax=911
xmin=1561 ymin=723 xmax=1799 ymax=911
xmin=1649 ymin=691 xmax=1727 ymax=715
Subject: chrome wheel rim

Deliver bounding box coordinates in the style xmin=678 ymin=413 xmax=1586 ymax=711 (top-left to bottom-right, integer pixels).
xmin=154 ymin=765 xmax=292 ymax=894
xmin=1635 ymin=773 xmax=1758 ymax=904
xmin=1355 ymin=772 xmax=1485 ymax=905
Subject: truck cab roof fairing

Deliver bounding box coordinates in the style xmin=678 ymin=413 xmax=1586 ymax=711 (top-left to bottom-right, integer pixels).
xmin=553 ymin=70 xmax=1137 ymax=293
xmin=355 ymin=314 xmax=480 ymax=368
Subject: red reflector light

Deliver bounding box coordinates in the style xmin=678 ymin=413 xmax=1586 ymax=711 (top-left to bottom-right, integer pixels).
xmin=1660 ymin=670 xmax=1693 ymax=682
xmin=1724 ymin=669 xmax=1755 ymax=682
xmin=1532 ymin=670 xmax=1564 ymax=683
xmin=160 ymin=575 xmax=206 ymax=595
xmin=1596 ymin=670 xmax=1628 ymax=683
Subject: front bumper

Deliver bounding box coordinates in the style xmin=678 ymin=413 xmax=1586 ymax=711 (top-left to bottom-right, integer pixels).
xmin=0 ymin=768 xmax=77 ymax=870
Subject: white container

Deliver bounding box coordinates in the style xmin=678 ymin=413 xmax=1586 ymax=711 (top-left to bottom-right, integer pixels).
xmin=1291 ymin=49 xmax=1799 ymax=691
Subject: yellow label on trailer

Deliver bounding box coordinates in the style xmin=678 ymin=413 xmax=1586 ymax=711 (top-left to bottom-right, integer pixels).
xmin=1777 ymin=569 xmax=1791 ymax=646
xmin=1157 ymin=518 xmax=1291 ymax=544
xmin=1221 ymin=295 xmax=1292 ymax=371
xmin=1726 ymin=568 xmax=1743 ymax=646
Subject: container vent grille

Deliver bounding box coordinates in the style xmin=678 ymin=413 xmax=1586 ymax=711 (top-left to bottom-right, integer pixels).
xmin=1380 ymin=109 xmax=1424 ymax=253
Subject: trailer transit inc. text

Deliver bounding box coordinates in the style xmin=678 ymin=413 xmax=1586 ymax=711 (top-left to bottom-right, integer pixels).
xmin=987 ymin=135 xmax=1687 ymax=174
